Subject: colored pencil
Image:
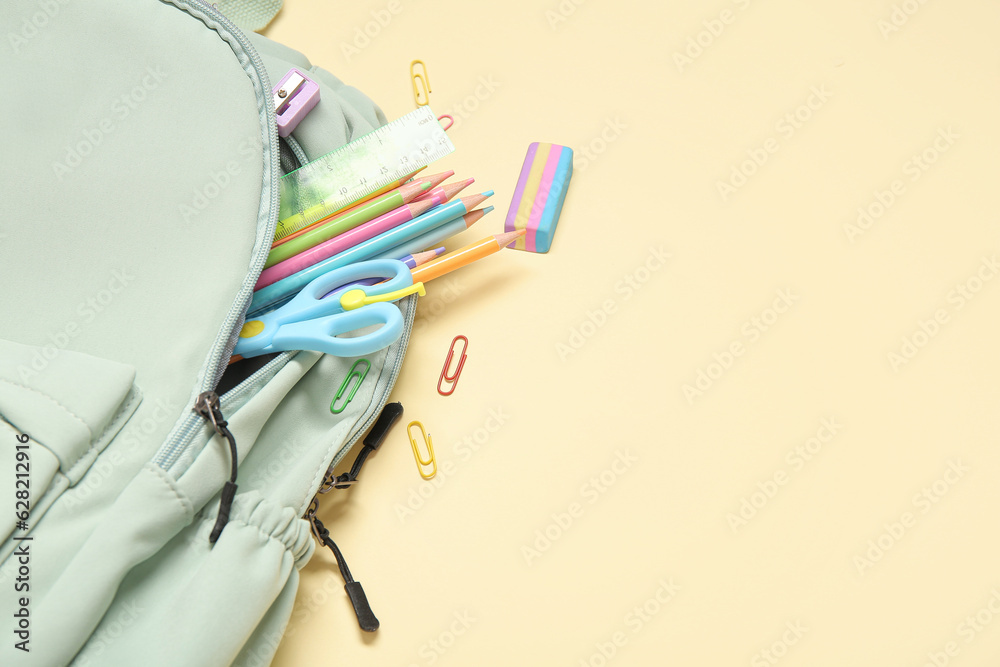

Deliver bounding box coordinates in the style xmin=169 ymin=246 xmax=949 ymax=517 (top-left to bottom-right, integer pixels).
xmin=249 ymin=192 xmax=493 ymax=315
xmin=319 ymin=248 xmax=446 ymax=300
xmin=273 ymin=170 xmax=452 ymax=250
xmin=266 ymin=179 xmax=433 ymax=267
xmin=410 ymin=230 xmax=524 ymax=284
xmin=256 ymin=198 xmax=438 ymax=290
xmin=414 ymin=177 xmax=474 ymax=203
xmin=274 ymin=166 xmax=428 ymax=243
xmin=405 ymin=248 xmax=446 ymax=269
xmin=372 ymin=207 xmax=492 ymax=262
xmin=271 ymin=167 xmax=455 ymax=248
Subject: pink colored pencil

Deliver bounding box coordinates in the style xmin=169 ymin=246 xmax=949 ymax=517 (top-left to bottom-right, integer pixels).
xmin=255 ymin=199 xmax=437 ymax=289
xmin=414 ymin=177 xmax=474 ymax=203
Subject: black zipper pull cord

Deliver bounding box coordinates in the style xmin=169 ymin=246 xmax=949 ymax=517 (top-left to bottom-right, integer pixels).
xmin=306 ymin=499 xmax=379 ymax=632
xmin=193 ymin=391 xmax=239 ymax=544
xmin=326 ymin=402 xmax=404 ymax=491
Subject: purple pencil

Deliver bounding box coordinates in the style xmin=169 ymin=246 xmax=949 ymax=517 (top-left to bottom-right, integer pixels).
xmin=320 ymin=248 xmax=446 ymax=299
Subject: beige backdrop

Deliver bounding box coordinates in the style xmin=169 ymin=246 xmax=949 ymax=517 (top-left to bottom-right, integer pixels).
xmin=263 ymin=1 xmax=1000 ymax=665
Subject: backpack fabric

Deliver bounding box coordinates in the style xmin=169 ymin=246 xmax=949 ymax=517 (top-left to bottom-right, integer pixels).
xmin=0 ymin=1 xmax=407 ymax=664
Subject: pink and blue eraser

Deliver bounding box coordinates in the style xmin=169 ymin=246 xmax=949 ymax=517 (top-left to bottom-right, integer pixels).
xmin=504 ymin=142 xmax=573 ymax=253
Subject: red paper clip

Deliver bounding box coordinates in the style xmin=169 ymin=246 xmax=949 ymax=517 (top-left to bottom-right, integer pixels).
xmin=437 ymin=335 xmax=468 ymax=396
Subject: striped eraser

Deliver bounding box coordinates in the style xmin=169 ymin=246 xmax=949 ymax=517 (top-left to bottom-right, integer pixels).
xmin=504 ymin=142 xmax=573 ymax=253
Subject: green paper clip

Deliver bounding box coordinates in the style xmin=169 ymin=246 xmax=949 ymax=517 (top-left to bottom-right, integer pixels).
xmin=331 ymin=359 xmax=371 ymax=414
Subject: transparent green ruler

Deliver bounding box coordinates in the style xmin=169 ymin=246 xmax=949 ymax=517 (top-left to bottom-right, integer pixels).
xmin=276 ymin=106 xmax=454 ymax=240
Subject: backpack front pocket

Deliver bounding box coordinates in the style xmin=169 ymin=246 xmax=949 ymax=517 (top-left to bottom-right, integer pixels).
xmin=0 ymin=337 xmax=140 ymax=552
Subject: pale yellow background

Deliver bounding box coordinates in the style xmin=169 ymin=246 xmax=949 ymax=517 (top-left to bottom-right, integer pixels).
xmin=264 ymin=1 xmax=1000 ymax=665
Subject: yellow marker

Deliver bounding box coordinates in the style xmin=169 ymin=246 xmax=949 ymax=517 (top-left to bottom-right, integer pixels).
xmin=407 ymin=420 xmax=436 ymax=480
xmin=340 ymin=283 xmax=425 ymax=311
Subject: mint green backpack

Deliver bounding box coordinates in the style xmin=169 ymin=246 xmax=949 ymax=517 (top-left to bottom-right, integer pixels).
xmin=0 ymin=1 xmax=407 ymax=664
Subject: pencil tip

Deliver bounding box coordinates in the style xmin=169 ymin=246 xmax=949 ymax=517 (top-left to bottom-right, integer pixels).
xmin=482 ymin=205 xmax=494 ymax=214
xmin=433 ymin=246 xmax=446 ymax=255
xmin=495 ymin=230 xmax=523 ymax=246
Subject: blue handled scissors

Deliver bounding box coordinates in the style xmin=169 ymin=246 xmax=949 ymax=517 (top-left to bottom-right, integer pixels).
xmin=234 ymin=259 xmax=425 ymax=359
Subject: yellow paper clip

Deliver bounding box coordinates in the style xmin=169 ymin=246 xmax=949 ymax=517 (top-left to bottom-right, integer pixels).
xmin=410 ymin=60 xmax=431 ymax=107
xmin=407 ymin=420 xmax=436 ymax=479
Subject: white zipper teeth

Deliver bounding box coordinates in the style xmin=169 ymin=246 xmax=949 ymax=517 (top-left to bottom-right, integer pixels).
xmin=308 ymin=295 xmax=418 ymax=509
xmin=152 ymin=0 xmax=413 ymax=489
xmin=153 ymin=0 xmax=279 ymax=470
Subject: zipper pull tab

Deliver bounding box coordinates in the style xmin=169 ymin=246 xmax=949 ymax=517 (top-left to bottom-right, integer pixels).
xmin=193 ymin=391 xmax=225 ymax=436
xmin=193 ymin=391 xmax=239 ymax=544
xmin=321 ymin=402 xmax=404 ymax=492
xmin=306 ymin=498 xmax=379 ymax=632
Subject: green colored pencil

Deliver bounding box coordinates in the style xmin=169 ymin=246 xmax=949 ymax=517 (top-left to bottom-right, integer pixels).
xmin=265 ymin=179 xmax=432 ymax=268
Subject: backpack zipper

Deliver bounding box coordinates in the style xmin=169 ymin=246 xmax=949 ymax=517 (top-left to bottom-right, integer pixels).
xmin=151 ymin=0 xmax=419 ymax=487
xmin=149 ymin=3 xmax=420 ymax=630
xmin=152 ymin=0 xmax=280 ymax=473
xmin=192 ymin=391 xmax=239 ymax=543
xmin=305 ymin=499 xmax=379 ymax=632
xmin=301 ymin=401 xmax=403 ymax=631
